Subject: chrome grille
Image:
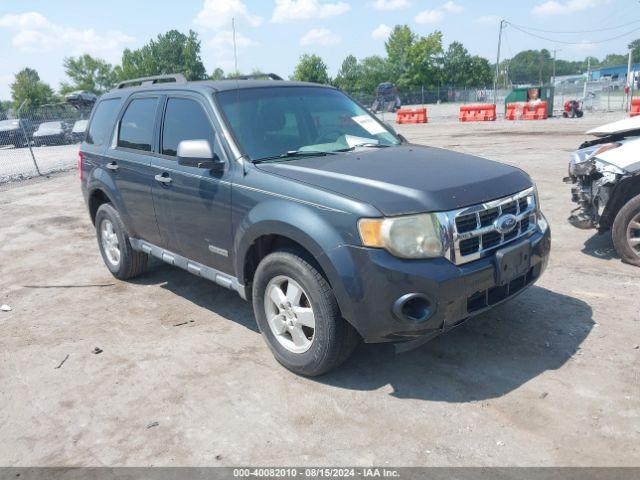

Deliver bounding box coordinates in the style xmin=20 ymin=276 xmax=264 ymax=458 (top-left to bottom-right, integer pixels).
xmin=448 ymin=187 xmax=537 ymax=265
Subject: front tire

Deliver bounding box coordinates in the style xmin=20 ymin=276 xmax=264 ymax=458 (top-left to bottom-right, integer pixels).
xmin=612 ymin=194 xmax=640 ymax=266
xmin=252 ymin=250 xmax=359 ymax=376
xmin=95 ymin=203 xmax=148 ymax=279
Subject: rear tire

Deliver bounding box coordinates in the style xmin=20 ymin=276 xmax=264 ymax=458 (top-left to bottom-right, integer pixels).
xmin=252 ymin=250 xmax=359 ymax=376
xmin=612 ymin=194 xmax=640 ymax=267
xmin=95 ymin=203 xmax=148 ymax=279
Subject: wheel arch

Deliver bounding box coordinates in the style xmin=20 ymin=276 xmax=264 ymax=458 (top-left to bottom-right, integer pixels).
xmin=88 ymin=187 xmax=115 ymax=225
xmin=234 ymin=200 xmax=361 ymax=329
xmin=600 ymin=174 xmax=640 ymax=231
xmin=85 ymin=166 xmax=125 ymax=226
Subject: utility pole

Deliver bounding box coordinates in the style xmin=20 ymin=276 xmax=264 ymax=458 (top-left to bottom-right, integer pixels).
xmin=232 ymin=17 xmax=238 ymax=74
xmin=493 ymin=19 xmax=505 ymax=106
xmin=583 ymin=57 xmax=590 ymax=101
xmin=626 ymin=48 xmax=633 ymax=111
xmin=538 ymin=52 xmax=543 ymax=85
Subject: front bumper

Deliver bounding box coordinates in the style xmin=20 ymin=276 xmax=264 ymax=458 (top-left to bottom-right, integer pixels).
xmin=329 ymin=226 xmax=551 ymax=343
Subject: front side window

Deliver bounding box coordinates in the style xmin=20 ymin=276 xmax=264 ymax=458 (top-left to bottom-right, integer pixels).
xmin=86 ymin=98 xmax=121 ymax=146
xmin=118 ymin=97 xmax=159 ymax=152
xmin=216 ymin=87 xmax=399 ymax=162
xmin=161 ymin=98 xmax=216 ymax=157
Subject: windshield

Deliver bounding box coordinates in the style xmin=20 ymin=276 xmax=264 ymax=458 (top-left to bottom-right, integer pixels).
xmin=216 ymin=86 xmax=400 ymax=162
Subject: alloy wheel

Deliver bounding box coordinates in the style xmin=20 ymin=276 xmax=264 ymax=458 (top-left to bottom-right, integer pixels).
xmin=264 ymin=275 xmax=316 ymax=354
xmin=100 ymin=219 xmax=121 ymax=266
xmin=628 ymin=213 xmax=640 ymax=257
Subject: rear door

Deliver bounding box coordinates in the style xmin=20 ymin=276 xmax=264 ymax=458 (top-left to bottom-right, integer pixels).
xmin=105 ymin=95 xmax=163 ymax=245
xmin=151 ymin=93 xmax=233 ymax=273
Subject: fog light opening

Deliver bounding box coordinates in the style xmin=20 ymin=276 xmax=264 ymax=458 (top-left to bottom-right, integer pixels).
xmin=393 ymin=293 xmax=431 ymax=323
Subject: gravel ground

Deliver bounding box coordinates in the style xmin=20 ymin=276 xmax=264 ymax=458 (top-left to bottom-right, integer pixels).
xmin=0 ymin=144 xmax=79 ymax=183
xmin=0 ymin=111 xmax=638 ymax=467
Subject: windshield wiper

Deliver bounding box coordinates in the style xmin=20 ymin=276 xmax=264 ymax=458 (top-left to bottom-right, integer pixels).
xmin=335 ymin=143 xmax=392 ymax=152
xmin=252 ymin=150 xmax=337 ymax=164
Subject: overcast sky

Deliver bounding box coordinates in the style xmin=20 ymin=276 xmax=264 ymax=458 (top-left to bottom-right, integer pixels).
xmin=1 ymin=0 xmax=639 ymax=99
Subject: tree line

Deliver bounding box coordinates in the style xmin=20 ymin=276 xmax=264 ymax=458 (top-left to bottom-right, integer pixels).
xmin=5 ymin=25 xmax=640 ymax=111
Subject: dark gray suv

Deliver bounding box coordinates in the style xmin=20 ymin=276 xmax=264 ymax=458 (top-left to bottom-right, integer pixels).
xmin=80 ymin=74 xmax=550 ymax=375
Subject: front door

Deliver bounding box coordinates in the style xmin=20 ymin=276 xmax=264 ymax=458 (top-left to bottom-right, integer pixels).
xmin=151 ymin=94 xmax=233 ymax=273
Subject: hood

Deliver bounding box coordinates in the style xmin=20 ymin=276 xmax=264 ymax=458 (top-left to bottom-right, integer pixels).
xmin=587 ymin=116 xmax=640 ymax=137
xmin=597 ymin=137 xmax=640 ymax=172
xmin=256 ymin=145 xmax=532 ymax=215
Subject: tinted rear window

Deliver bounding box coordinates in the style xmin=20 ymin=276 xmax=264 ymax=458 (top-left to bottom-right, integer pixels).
xmin=86 ymin=98 xmax=121 ymax=146
xmin=118 ymin=98 xmax=159 ymax=152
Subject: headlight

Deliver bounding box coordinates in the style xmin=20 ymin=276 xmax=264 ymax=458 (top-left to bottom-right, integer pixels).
xmin=570 ymin=143 xmax=621 ymax=176
xmin=533 ymin=186 xmax=548 ymax=233
xmin=358 ymin=213 xmax=444 ymax=259
xmin=537 ymin=211 xmax=549 ymax=233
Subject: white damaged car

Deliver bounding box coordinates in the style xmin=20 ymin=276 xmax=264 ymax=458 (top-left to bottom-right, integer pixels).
xmin=566 ymin=116 xmax=640 ymax=266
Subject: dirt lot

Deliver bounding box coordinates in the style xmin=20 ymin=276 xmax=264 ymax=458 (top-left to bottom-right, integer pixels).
xmin=1 ymin=113 xmax=638 ymax=467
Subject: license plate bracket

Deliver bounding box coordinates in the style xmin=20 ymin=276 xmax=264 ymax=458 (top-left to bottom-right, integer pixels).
xmin=495 ymin=240 xmax=532 ymax=286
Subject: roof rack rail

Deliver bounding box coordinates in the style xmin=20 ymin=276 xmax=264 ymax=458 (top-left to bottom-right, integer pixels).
xmin=115 ymin=74 xmax=187 ymax=90
xmin=226 ymin=73 xmax=283 ymax=81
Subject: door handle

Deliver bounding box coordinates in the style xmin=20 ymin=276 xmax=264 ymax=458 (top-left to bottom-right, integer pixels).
xmin=155 ymin=173 xmax=172 ymax=184
xmin=106 ymin=162 xmax=118 ymax=171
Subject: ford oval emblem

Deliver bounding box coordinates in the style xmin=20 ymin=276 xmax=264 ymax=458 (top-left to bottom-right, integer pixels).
xmin=494 ymin=214 xmax=518 ymax=235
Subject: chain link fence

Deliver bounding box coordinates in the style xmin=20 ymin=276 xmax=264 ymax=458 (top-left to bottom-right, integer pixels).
xmin=353 ymin=81 xmax=634 ymax=116
xmin=0 ymin=103 xmax=85 ymax=189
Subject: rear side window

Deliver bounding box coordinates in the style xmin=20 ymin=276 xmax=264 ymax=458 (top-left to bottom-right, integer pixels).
xmin=118 ymin=98 xmax=159 ymax=152
xmin=86 ymin=98 xmax=121 ymax=146
xmin=161 ymin=98 xmax=216 ymax=157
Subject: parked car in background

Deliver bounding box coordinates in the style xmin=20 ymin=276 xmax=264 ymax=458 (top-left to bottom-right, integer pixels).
xmin=33 ymin=121 xmax=71 ymax=146
xmin=0 ymin=119 xmax=34 ymax=148
xmin=566 ymin=116 xmax=640 ymax=266
xmin=65 ymin=91 xmax=98 ymax=112
xmin=371 ymin=82 xmax=401 ymax=113
xmin=71 ymin=119 xmax=89 ymax=143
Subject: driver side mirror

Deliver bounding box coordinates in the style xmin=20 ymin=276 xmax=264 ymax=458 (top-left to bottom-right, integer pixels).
xmin=177 ymin=140 xmax=224 ymax=171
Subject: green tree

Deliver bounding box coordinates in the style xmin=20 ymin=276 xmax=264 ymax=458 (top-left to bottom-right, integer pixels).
xmin=0 ymin=100 xmax=12 ymax=119
xmin=581 ymin=56 xmax=600 ymax=70
xmin=115 ymin=30 xmax=207 ymax=81
xmin=601 ymin=54 xmax=626 ymax=68
xmin=385 ymin=25 xmax=415 ymax=82
xmin=210 ymin=68 xmax=225 ymax=80
xmin=334 ymin=55 xmax=361 ymax=93
xmin=10 ymin=68 xmax=55 ymax=110
xmin=466 ymin=56 xmax=493 ymax=86
xmin=440 ymin=41 xmax=492 ymax=87
xmin=506 ymin=49 xmax=553 ymax=84
xmin=291 ymin=54 xmax=330 ymax=84
xmin=358 ymin=55 xmax=389 ymax=93
xmin=60 ymin=54 xmax=117 ymax=95
xmin=401 ymin=31 xmax=443 ymax=89
xmin=442 ymin=41 xmax=470 ymax=86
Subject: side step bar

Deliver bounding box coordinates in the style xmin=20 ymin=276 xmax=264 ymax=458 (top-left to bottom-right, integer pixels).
xmin=129 ymin=238 xmax=247 ymax=300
